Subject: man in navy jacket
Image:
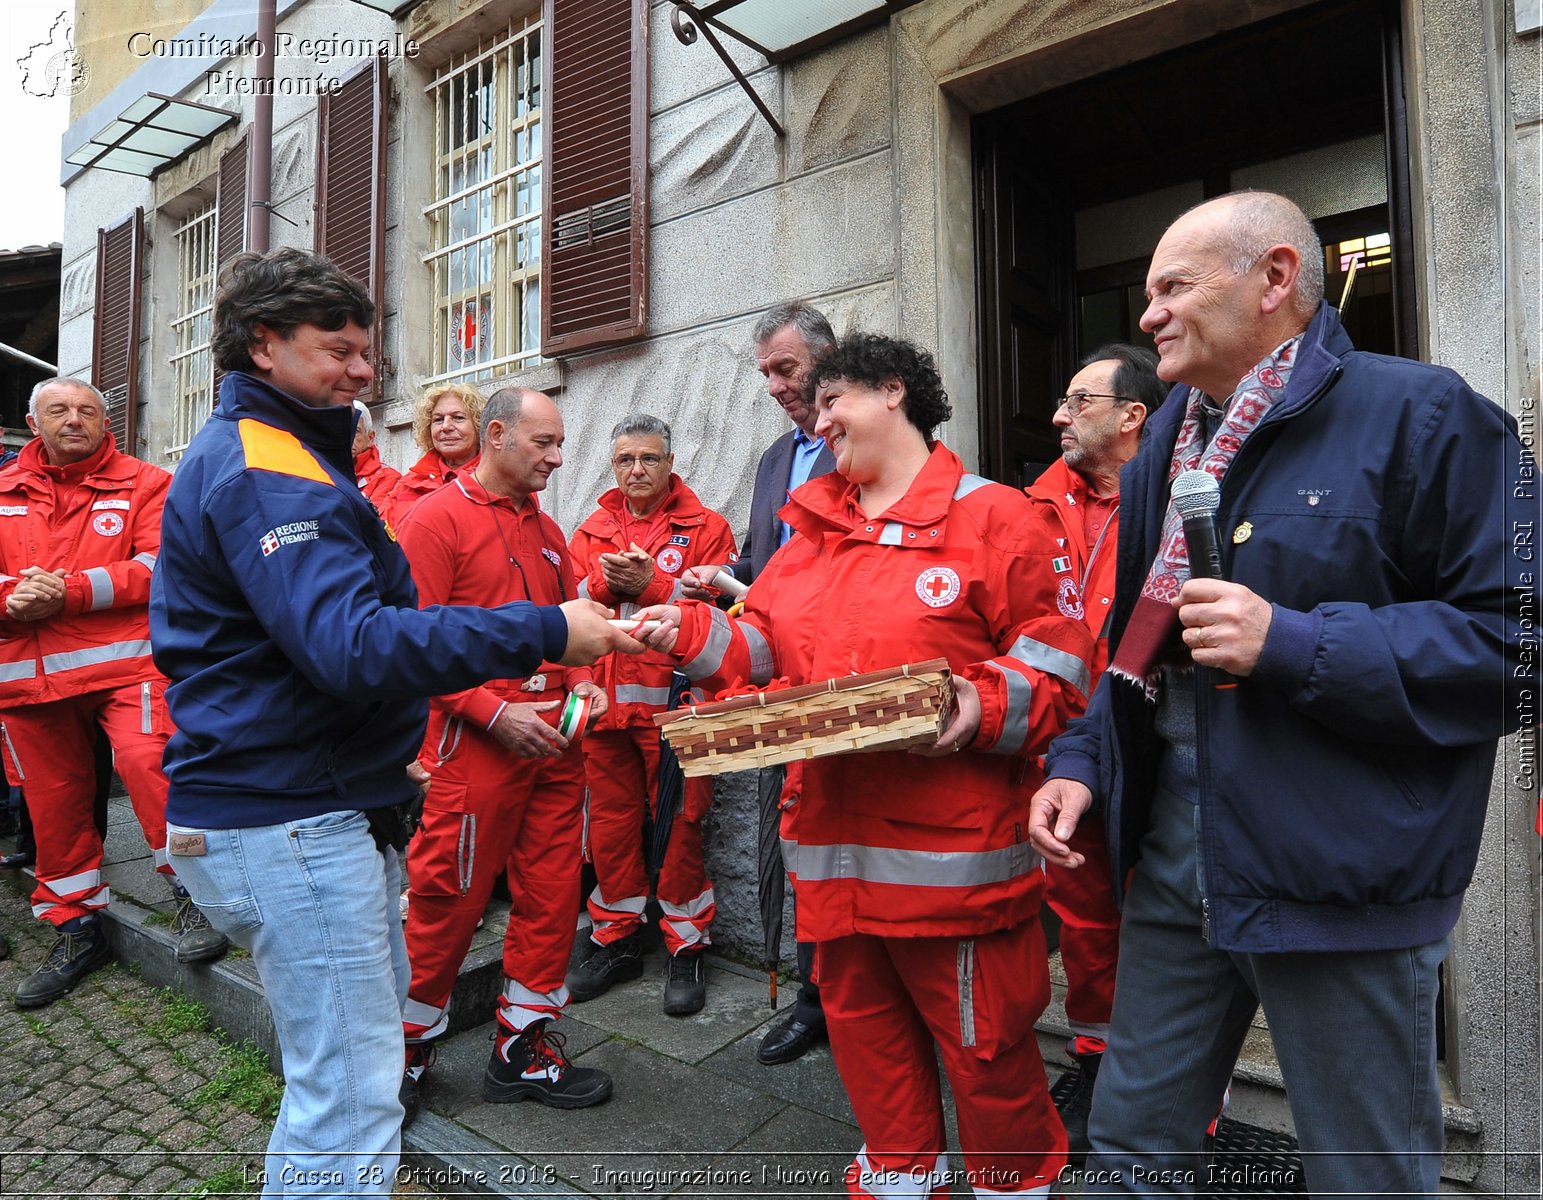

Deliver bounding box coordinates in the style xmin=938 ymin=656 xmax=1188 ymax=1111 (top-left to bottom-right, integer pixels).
xmin=150 ymin=248 xmax=637 ymax=1196
xmin=1028 ymin=192 xmax=1533 ymax=1198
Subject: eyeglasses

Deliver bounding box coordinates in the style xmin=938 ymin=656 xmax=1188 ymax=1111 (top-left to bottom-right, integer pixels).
xmin=1054 ymin=392 xmax=1132 ymax=417
xmin=611 ymin=454 xmax=666 ymax=470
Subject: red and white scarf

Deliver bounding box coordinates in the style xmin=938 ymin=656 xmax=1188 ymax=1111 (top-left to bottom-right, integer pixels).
xmin=1109 ymin=337 xmax=1301 ymax=695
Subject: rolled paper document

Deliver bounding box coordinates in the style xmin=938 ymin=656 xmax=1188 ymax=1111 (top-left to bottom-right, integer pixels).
xmin=558 ymin=691 xmax=595 ymax=741
xmin=608 ymin=617 xmax=663 ymax=635
xmin=711 ymin=569 xmax=748 ymax=599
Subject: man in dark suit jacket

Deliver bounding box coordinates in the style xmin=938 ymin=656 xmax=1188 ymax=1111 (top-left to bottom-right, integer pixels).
xmin=732 ymin=303 xmax=837 ymax=584
xmin=703 ymin=301 xmax=835 ymax=1064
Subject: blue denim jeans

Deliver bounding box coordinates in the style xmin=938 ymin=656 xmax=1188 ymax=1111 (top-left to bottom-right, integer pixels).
xmin=1083 ymin=784 xmax=1448 ymax=1199
xmin=168 ymin=810 xmax=408 ymax=1199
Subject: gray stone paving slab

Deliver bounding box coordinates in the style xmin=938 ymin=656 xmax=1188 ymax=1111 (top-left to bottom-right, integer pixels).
xmin=671 ymin=1104 xmax=858 ymax=1198
xmin=454 ymin=1037 xmax=784 ymax=1195
xmin=561 ymin=946 xmax=792 ymax=1067
xmin=699 ymin=1025 xmax=854 ymax=1128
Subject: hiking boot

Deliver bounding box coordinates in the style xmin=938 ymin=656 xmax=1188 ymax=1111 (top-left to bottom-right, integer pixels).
xmin=16 ymin=915 xmax=111 ymax=1008
xmin=565 ymin=931 xmax=643 ymax=1002
xmin=400 ymin=1040 xmax=438 ymax=1129
xmin=662 ymin=950 xmax=706 ymax=1015
xmin=170 ymin=883 xmax=230 ymax=964
xmin=1058 ymin=1050 xmax=1101 ymax=1165
xmin=482 ymin=1021 xmax=612 ymax=1108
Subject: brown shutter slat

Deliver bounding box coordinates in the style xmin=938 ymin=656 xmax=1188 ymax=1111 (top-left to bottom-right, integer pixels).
xmin=215 ymin=132 xmax=249 ymax=271
xmin=91 ymin=209 xmax=143 ymax=453
xmin=541 ymin=0 xmax=649 ymax=355
xmin=316 ymin=56 xmax=387 ymax=400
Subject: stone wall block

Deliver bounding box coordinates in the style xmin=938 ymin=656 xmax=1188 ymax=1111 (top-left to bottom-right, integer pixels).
xmin=649 ymin=77 xmax=782 ymax=224
xmin=785 ymin=25 xmax=892 ymax=177
xmin=651 ymin=1 xmax=768 ymax=117
xmin=647 ymin=151 xmax=893 ymax=337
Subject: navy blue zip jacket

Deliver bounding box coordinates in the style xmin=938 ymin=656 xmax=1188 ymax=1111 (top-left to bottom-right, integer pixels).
xmin=150 ymin=371 xmax=569 ymax=829
xmin=1046 ymin=304 xmax=1534 ymax=953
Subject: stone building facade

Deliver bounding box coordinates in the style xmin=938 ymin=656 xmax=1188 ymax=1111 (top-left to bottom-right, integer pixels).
xmin=54 ymin=0 xmax=1539 ymax=1189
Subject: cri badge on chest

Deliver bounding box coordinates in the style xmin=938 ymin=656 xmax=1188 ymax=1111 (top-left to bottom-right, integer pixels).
xmin=915 ymin=566 xmax=961 ymax=608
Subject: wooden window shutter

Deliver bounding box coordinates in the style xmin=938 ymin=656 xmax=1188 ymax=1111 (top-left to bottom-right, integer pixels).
xmin=91 ymin=209 xmax=144 ymax=453
xmin=315 ymin=56 xmax=388 ymax=400
xmin=541 ymin=0 xmax=649 ymax=356
xmin=215 ymin=131 xmax=250 ymax=272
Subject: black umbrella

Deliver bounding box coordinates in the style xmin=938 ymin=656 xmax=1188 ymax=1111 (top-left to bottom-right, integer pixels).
xmin=756 ymin=762 xmax=787 ymax=1007
xmin=649 ymin=672 xmax=692 ymax=878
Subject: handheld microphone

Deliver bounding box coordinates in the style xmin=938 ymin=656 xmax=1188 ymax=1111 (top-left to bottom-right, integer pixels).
xmin=1171 ymin=469 xmax=1237 ymax=688
xmin=1171 ymin=470 xmax=1225 ymax=580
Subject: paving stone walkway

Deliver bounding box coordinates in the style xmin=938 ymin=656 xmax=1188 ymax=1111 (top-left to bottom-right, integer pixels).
xmin=0 ymin=871 xmax=438 ymax=1199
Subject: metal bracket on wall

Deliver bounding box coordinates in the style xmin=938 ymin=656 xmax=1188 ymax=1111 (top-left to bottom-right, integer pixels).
xmin=669 ymin=2 xmax=785 ymax=139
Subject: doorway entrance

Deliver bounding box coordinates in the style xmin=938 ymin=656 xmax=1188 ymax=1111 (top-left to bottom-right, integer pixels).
xmin=974 ymin=0 xmax=1415 ymax=487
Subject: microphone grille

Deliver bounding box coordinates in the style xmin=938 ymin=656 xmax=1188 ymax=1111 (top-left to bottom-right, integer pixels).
xmin=1171 ymin=469 xmax=1221 ymax=518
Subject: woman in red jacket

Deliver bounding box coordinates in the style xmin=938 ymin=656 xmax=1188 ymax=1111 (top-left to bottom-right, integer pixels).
xmin=639 ymin=335 xmax=1093 ymax=1199
xmin=383 ymin=382 xmax=484 ymax=529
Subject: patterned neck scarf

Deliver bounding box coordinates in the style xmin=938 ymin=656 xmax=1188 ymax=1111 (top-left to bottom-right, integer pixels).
xmin=1109 ymin=336 xmax=1301 ymax=695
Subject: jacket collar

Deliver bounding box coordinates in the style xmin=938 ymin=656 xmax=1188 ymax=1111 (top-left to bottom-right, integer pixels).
xmin=16 ymin=431 xmax=126 ymax=487
xmin=354 ymin=443 xmax=384 ymax=477
xmin=588 ymin=475 xmax=706 ymax=526
xmin=218 ymin=371 xmax=355 ymax=479
xmin=785 ymin=442 xmax=963 ymax=539
xmin=1026 ymin=456 xmax=1092 ymax=507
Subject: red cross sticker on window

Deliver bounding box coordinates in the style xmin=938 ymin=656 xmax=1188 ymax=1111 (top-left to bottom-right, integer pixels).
xmin=915 ymin=566 xmax=961 ymax=608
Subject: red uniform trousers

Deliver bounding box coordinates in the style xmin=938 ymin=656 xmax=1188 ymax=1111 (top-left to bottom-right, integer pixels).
xmin=818 ymin=921 xmax=1064 ymax=1198
xmin=402 ymin=729 xmax=585 ymax=1041
xmin=0 ymin=682 xmax=174 ymax=924
xmin=583 ymin=727 xmax=714 ymax=954
xmin=1043 ymin=816 xmax=1121 ymax=1051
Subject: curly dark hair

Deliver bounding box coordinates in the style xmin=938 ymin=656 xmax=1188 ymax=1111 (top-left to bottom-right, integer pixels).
xmin=212 ymin=248 xmax=375 ymax=373
xmin=807 ymin=333 xmax=952 ymax=435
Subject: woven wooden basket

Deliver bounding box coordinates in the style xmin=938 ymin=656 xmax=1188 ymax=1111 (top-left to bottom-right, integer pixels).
xmin=654 ymin=658 xmax=953 ymax=777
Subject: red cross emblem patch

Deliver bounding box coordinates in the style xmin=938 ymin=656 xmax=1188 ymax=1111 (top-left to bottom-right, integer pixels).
xmin=915 ymin=566 xmax=961 ymax=608
xmin=91 ymin=512 xmax=124 ymax=537
xmin=656 ymin=546 xmax=684 ymax=574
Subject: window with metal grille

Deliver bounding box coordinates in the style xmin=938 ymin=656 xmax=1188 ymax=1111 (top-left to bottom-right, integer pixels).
xmin=167 ymin=203 xmax=217 ymax=460
xmin=424 ymin=17 xmax=544 ymax=386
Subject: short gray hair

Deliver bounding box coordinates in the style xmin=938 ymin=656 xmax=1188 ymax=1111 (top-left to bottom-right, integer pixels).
xmin=352 ymin=398 xmax=373 ymax=435
xmin=29 ymin=377 xmax=105 ymax=419
xmin=482 ymin=386 xmax=537 ymax=438
xmin=610 ymin=413 xmax=671 ymax=455
xmin=752 ymin=300 xmax=836 ymax=356
xmin=1207 ymin=191 xmax=1325 ymax=315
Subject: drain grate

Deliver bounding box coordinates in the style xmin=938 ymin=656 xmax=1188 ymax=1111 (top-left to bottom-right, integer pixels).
xmin=1051 ymin=1071 xmax=1308 ymax=1196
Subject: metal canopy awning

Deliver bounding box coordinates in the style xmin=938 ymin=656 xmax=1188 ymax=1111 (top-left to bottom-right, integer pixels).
xmin=65 ymin=93 xmax=236 ymax=178
xmin=681 ymin=0 xmax=923 ymax=64
xmin=345 ymin=0 xmax=424 ymax=16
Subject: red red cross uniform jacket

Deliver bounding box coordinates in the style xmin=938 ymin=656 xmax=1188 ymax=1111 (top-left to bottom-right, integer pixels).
xmin=0 ymin=434 xmax=176 ymax=923
xmin=570 ymin=477 xmax=738 ymax=952
xmin=1025 ymin=455 xmax=1125 ymax=1048
xmin=382 ymin=449 xmax=477 ymax=535
xmin=395 ymin=476 xmax=591 ymax=1038
xmin=672 ymin=443 xmax=1095 ymax=941
xmin=354 ymin=444 xmax=402 ymax=522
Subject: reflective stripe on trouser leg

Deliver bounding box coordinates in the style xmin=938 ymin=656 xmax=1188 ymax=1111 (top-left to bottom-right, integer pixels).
xmin=496 ymin=977 xmax=569 ymax=1035
xmin=582 ymin=727 xmax=655 ymax=943
xmin=659 ymin=886 xmax=715 ymax=955
xmin=93 ymin=683 xmax=173 ymax=876
xmin=845 ymin=1149 xmax=950 ymax=1198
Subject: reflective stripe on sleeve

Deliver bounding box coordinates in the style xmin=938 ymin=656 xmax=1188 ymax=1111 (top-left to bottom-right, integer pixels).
xmin=981 ymin=660 xmax=1032 ymax=755
xmin=681 ymin=605 xmax=732 ymax=680
xmin=741 ymin=623 xmax=774 ymax=685
xmin=782 ymin=837 xmax=1039 ymax=888
xmin=84 ymin=567 xmax=115 ymax=611
xmin=133 ymin=552 xmax=157 ymax=569
xmin=1005 ymin=633 xmax=1091 ymax=699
